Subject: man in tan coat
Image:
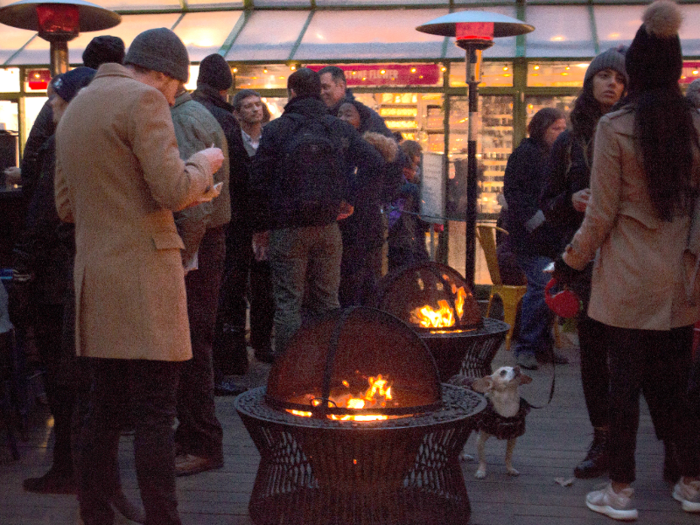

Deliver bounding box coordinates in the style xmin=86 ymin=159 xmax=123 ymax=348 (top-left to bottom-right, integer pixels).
xmin=54 ymin=28 xmax=223 ymax=525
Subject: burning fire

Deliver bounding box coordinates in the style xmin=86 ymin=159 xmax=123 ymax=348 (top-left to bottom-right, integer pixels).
xmin=288 ymin=375 xmax=393 ymax=421
xmin=410 ymin=285 xmax=468 ymax=329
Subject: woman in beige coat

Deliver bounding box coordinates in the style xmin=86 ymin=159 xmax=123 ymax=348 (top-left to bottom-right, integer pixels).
xmin=554 ymin=1 xmax=700 ymax=520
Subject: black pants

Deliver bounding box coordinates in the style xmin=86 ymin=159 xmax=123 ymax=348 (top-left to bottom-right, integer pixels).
xmin=78 ymin=358 xmax=182 ymax=525
xmin=605 ymin=324 xmax=700 ymax=484
xmin=175 ymin=227 xmax=225 ymax=461
xmin=34 ymin=303 xmax=76 ymax=475
xmin=213 ymin=224 xmax=274 ymax=368
xmin=339 ymin=243 xmax=382 ymax=308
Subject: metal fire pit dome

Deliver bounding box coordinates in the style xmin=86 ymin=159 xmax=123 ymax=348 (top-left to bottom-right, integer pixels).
xmin=266 ymin=307 xmax=442 ymax=418
xmin=374 ymin=261 xmax=483 ymax=331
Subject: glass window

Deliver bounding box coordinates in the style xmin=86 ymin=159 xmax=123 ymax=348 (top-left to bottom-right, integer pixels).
xmin=94 ymin=0 xmax=180 ymax=10
xmin=525 ymin=5 xmax=595 ymax=57
xmin=22 ymin=97 xmax=47 ymax=151
xmin=528 ymin=61 xmax=588 ymax=87
xmin=317 ymin=0 xmax=447 ymax=4
xmin=234 ymin=64 xmax=294 ymax=90
xmin=294 ymin=9 xmax=448 ymax=61
xmin=253 ymin=0 xmax=311 ymax=5
xmin=0 ymin=27 xmax=35 ymax=65
xmin=593 ymin=5 xmax=641 ymax=51
xmin=524 ymin=95 xmax=576 ymax=128
xmin=678 ymin=5 xmax=700 ymax=57
xmin=0 ymin=69 xmax=21 ymax=93
xmin=64 ymin=13 xmax=181 ymax=65
xmin=226 ymin=10 xmax=309 ymax=62
xmin=261 ymin=97 xmax=286 ymax=122
xmin=0 ymin=100 xmax=19 ymax=135
xmin=447 ymin=94 xmax=513 ymax=283
xmin=450 ymin=61 xmax=514 ymax=87
xmin=174 ymin=11 xmax=243 ymax=62
xmin=187 ymin=0 xmax=243 ymax=6
xmin=184 ymin=65 xmax=200 ymax=92
xmin=682 ymin=62 xmax=700 ymax=85
xmin=443 ymin=6 xmax=518 ymax=60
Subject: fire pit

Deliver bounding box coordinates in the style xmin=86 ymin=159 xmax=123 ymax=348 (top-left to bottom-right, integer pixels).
xmin=375 ymin=262 xmax=509 ymax=380
xmin=235 ymin=307 xmax=485 ymax=525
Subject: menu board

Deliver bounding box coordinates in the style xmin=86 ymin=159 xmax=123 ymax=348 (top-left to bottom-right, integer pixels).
xmin=420 ymin=152 xmax=445 ymax=224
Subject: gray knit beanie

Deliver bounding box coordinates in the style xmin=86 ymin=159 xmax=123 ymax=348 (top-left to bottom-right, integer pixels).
xmin=583 ymin=46 xmax=628 ymax=86
xmin=124 ymin=28 xmax=189 ymax=83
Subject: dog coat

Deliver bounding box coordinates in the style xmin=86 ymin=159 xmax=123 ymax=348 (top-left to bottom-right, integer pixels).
xmin=477 ymin=398 xmax=531 ymax=440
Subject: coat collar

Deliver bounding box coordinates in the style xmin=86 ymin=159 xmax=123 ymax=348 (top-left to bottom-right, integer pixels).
xmin=94 ymin=62 xmax=135 ymax=81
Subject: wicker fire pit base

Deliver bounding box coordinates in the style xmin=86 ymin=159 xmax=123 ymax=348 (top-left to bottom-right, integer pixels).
xmin=236 ymin=385 xmax=485 ymax=525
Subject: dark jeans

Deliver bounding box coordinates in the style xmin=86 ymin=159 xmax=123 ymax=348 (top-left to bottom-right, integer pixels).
xmin=578 ymin=316 xmax=608 ymax=429
xmin=513 ymin=252 xmax=554 ymax=358
xmin=605 ymin=324 xmax=700 ymax=484
xmin=213 ymin=224 xmax=274 ymax=369
xmin=78 ymin=358 xmax=182 ymax=525
xmin=176 ymin=227 xmax=225 ymax=461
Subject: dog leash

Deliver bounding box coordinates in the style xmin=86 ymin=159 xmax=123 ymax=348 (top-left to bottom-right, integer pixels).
xmin=522 ymin=345 xmax=557 ymax=410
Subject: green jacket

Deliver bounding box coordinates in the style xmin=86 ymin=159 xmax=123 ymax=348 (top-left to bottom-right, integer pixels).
xmin=171 ymin=91 xmax=230 ymax=264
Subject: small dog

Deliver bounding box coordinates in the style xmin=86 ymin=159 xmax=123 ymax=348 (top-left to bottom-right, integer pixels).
xmin=450 ymin=366 xmax=532 ymax=479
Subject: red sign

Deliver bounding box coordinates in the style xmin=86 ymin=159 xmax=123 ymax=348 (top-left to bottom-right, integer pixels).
xmin=308 ymin=64 xmax=440 ymax=87
xmin=456 ymin=22 xmax=494 ymax=42
xmin=682 ymin=62 xmax=700 ymax=84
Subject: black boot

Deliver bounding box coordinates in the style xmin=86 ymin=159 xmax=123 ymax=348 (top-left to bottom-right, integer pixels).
xmin=574 ymin=428 xmax=609 ymax=479
xmin=664 ymin=440 xmax=681 ymax=484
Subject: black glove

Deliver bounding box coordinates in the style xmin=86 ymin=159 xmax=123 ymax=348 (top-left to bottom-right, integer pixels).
xmin=552 ymin=255 xmax=583 ymax=287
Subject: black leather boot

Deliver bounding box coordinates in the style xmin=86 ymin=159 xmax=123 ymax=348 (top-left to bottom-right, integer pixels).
xmin=574 ymin=427 xmax=609 ymax=479
xmin=664 ymin=440 xmax=681 ymax=483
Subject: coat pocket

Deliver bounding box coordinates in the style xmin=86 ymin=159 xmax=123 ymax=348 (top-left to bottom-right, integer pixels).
xmin=151 ymin=231 xmax=185 ymax=251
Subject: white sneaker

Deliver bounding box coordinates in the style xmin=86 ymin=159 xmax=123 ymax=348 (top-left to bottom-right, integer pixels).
xmin=673 ymin=478 xmax=700 ymax=513
xmin=586 ymin=482 xmax=638 ymax=521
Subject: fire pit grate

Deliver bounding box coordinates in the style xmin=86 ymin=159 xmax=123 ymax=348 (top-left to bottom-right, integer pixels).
xmin=236 ymin=384 xmax=485 ymax=525
xmin=235 ymin=307 xmax=486 ymax=525
xmin=375 ymin=262 xmax=510 ymax=380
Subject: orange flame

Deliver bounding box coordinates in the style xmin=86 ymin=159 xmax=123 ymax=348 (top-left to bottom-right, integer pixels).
xmin=410 ymin=286 xmax=468 ymax=329
xmin=287 ymin=375 xmax=393 ymax=421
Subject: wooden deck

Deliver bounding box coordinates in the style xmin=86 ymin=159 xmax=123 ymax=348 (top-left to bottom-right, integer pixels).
xmin=0 ymin=329 xmax=697 ymax=525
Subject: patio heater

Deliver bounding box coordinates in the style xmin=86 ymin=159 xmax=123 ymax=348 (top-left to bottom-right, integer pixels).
xmin=0 ymin=0 xmax=121 ymax=77
xmin=416 ymin=12 xmax=533 ymax=288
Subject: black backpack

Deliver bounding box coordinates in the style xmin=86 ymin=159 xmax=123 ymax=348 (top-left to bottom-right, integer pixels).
xmin=279 ymin=113 xmax=347 ymax=223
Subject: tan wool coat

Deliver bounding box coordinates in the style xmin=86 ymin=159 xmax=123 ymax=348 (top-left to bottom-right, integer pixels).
xmin=563 ymin=106 xmax=700 ymax=330
xmin=54 ymin=63 xmax=214 ymax=361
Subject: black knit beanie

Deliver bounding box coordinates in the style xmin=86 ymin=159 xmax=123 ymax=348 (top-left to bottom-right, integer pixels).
xmin=584 ymin=46 xmax=628 ymax=86
xmin=53 ymin=67 xmax=96 ymax=103
xmin=124 ymin=28 xmax=189 ymax=83
xmin=626 ymin=0 xmax=683 ymax=91
xmin=197 ymin=53 xmax=232 ymax=91
xmin=82 ymin=35 xmax=125 ymax=69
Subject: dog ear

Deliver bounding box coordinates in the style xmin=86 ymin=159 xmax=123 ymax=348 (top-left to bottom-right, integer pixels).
xmin=519 ymin=374 xmax=533 ymax=385
xmin=471 ymin=376 xmax=493 ymax=393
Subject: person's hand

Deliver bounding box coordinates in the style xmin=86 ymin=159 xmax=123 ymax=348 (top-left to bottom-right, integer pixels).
xmin=552 ymin=255 xmax=582 ymax=287
xmin=337 ymin=201 xmax=354 ymax=221
xmin=572 ymin=189 xmax=591 ymax=213
xmin=253 ymin=231 xmax=270 ymax=261
xmin=199 ymin=147 xmax=224 ymax=174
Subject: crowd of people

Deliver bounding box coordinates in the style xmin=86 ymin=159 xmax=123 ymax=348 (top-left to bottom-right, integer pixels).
xmin=0 ymin=26 xmax=428 ymax=525
xmin=1 ymin=0 xmax=700 ymax=522
xmin=502 ymin=0 xmax=700 ymax=520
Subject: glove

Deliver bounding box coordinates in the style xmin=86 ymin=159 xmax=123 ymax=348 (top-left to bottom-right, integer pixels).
xmin=552 ymin=255 xmax=583 ymax=287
